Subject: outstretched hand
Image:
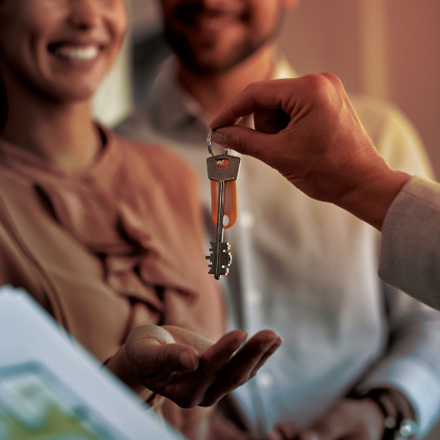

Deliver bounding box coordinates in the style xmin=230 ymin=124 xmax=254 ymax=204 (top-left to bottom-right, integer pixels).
xmin=106 ymin=324 xmax=282 ymax=408
xmin=210 ymin=74 xmax=410 ymax=230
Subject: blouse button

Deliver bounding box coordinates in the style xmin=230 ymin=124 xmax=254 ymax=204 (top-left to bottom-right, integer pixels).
xmin=257 ymin=371 xmax=274 ymax=389
xmin=239 ymin=211 xmax=255 ymax=229
xmin=247 ymin=289 xmax=263 ymax=306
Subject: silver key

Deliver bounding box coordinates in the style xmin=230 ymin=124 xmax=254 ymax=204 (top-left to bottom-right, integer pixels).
xmin=206 ymin=153 xmax=240 ymax=279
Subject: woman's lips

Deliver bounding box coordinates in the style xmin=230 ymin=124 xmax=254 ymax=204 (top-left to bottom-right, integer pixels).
xmin=48 ymin=43 xmax=102 ymax=61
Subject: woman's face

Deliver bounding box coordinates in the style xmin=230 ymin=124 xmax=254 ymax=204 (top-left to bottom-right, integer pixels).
xmin=0 ymin=0 xmax=127 ymax=103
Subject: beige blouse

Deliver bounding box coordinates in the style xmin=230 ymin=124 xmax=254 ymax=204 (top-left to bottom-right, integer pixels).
xmin=0 ymin=127 xmax=225 ymax=439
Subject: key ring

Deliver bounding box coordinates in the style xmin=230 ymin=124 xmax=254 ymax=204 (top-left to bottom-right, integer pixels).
xmin=207 ymin=129 xmax=228 ymax=157
xmin=207 ymin=129 xmax=215 ymax=157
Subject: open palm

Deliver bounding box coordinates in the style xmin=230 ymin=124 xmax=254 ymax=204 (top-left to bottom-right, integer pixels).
xmin=124 ymin=324 xmax=282 ymax=408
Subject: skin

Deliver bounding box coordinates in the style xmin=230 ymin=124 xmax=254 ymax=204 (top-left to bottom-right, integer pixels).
xmin=159 ymin=1 xmax=406 ymax=438
xmin=0 ymin=0 xmax=282 ymax=409
xmin=210 ymin=74 xmax=410 ymax=232
xmin=107 ymin=325 xmax=282 ymax=408
xmin=268 ymin=399 xmax=383 ymax=440
xmin=159 ymin=0 xmax=298 ymax=116
xmin=210 ymin=75 xmax=419 ymax=438
xmin=0 ymin=0 xmax=127 ymax=173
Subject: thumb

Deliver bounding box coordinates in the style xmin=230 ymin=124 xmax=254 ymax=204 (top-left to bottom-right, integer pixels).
xmin=131 ymin=340 xmax=199 ymax=372
xmin=211 ymin=125 xmax=274 ymax=161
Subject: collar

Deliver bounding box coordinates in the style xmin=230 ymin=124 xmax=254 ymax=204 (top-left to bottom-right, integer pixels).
xmin=0 ymin=125 xmax=118 ymax=183
xmin=147 ymin=55 xmax=298 ymax=134
xmin=272 ymin=55 xmax=298 ymax=80
xmin=147 ymin=58 xmax=210 ymax=135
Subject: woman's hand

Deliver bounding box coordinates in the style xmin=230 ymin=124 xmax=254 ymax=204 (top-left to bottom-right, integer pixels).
xmin=105 ymin=324 xmax=282 ymax=408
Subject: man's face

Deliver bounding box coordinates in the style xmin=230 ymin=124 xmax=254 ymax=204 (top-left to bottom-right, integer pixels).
xmin=159 ymin=0 xmax=292 ymax=74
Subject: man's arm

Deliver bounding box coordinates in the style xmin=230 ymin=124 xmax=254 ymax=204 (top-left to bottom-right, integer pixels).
xmin=210 ymin=73 xmax=440 ymax=310
xmin=380 ymin=176 xmax=440 ymax=310
xmin=210 ymin=73 xmax=410 ymax=230
xmin=210 ymin=74 xmax=440 ymax=438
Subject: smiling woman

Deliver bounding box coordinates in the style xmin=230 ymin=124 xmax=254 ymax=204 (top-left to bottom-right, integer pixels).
xmin=0 ymin=1 xmax=282 ymax=439
xmin=0 ymin=0 xmax=126 ymax=106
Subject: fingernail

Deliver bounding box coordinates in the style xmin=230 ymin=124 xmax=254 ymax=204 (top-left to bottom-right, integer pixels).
xmin=211 ymin=130 xmax=225 ymax=145
xmin=180 ymin=351 xmax=197 ymax=370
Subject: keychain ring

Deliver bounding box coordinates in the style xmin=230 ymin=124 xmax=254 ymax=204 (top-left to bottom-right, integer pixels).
xmin=207 ymin=129 xmax=215 ymax=157
xmin=207 ymin=129 xmax=228 ymax=157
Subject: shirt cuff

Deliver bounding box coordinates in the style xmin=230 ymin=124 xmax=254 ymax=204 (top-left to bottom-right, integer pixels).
xmin=355 ymin=356 xmax=440 ymax=436
xmin=379 ymin=175 xmax=440 ymax=310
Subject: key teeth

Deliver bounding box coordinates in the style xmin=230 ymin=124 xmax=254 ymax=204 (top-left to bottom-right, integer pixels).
xmin=206 ymin=241 xmax=232 ymax=277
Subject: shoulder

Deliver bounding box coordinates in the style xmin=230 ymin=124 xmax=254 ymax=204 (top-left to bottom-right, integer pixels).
xmin=350 ymin=93 xmax=416 ymax=140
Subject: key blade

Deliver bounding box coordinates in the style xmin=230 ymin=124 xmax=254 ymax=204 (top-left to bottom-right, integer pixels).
xmin=206 ymin=241 xmax=232 ymax=279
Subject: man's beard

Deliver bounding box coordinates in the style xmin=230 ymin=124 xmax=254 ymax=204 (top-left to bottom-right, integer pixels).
xmin=162 ymin=30 xmax=266 ymax=75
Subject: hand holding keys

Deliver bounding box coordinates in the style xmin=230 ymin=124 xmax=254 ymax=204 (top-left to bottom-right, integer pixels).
xmin=206 ymin=130 xmax=241 ymax=279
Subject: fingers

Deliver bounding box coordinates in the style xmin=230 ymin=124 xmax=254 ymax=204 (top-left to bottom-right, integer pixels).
xmin=161 ymin=324 xmax=215 ymax=354
xmin=232 ymin=330 xmax=282 ymax=379
xmin=211 ymin=125 xmax=275 ymax=159
xmin=254 ymin=108 xmax=291 ymax=134
xmin=150 ymin=330 xmax=248 ymax=408
xmin=140 ymin=342 xmax=199 ymax=373
xmin=199 ymin=330 xmax=248 ymax=377
xmin=127 ymin=324 xmax=176 ymax=345
xmin=210 ymin=79 xmax=294 ymax=129
xmin=248 ymin=335 xmax=282 ymax=376
xmin=201 ymin=330 xmax=282 ymax=406
xmin=127 ymin=333 xmax=199 ymax=374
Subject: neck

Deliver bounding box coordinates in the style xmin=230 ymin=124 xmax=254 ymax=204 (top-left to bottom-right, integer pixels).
xmin=177 ymin=45 xmax=276 ymax=118
xmin=1 ymin=90 xmax=101 ymax=175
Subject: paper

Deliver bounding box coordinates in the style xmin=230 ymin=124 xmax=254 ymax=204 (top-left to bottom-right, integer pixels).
xmin=0 ymin=286 xmax=185 ymax=440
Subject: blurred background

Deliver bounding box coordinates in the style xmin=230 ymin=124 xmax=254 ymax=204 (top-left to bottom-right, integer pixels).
xmin=94 ymin=0 xmax=440 ymax=178
xmin=92 ymin=0 xmax=440 ymax=437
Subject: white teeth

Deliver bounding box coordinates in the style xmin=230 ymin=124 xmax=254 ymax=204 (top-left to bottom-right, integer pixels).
xmin=54 ymin=46 xmax=99 ymax=61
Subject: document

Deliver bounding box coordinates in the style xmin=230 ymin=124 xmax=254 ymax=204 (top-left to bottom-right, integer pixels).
xmin=0 ymin=286 xmax=184 ymax=440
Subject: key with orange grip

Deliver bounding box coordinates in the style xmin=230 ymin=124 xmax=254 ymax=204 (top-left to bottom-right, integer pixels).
xmin=205 ymin=132 xmax=241 ymax=279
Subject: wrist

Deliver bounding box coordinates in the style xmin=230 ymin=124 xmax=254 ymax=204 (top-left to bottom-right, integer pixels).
xmin=350 ymin=388 xmax=418 ymax=440
xmin=338 ymin=168 xmax=410 ymax=231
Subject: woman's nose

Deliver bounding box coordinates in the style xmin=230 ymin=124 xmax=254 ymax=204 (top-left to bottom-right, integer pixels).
xmin=68 ymin=0 xmax=102 ymax=30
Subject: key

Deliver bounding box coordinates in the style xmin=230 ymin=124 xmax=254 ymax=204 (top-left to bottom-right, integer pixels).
xmin=206 ymin=153 xmax=241 ymax=279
